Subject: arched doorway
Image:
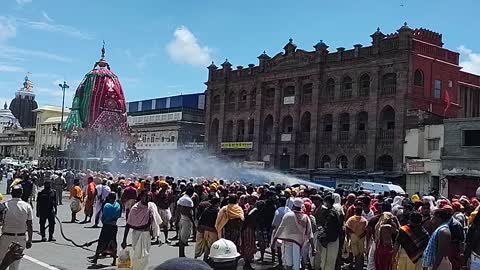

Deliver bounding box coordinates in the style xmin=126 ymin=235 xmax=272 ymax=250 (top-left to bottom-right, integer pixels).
xmin=320 ymin=155 xmax=331 ymax=168
xmin=337 ymin=155 xmax=348 ymax=169
xmin=354 ymin=155 xmax=366 ymax=170
xmin=297 ymin=154 xmax=309 ymax=169
xmin=377 ymin=155 xmax=394 ymax=171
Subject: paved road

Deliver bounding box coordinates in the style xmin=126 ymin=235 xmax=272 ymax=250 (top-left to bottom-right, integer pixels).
xmin=1 ymin=181 xmax=274 ymax=270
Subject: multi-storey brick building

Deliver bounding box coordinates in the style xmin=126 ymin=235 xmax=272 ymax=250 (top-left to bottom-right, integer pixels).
xmin=205 ymin=23 xmax=480 ymax=172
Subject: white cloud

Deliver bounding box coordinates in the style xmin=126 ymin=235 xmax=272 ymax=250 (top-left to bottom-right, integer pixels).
xmin=0 ymin=45 xmax=72 ymax=62
xmin=16 ymin=0 xmax=32 ymax=5
xmin=18 ymin=18 xmax=92 ymax=40
xmin=0 ymin=17 xmax=16 ymax=42
xmin=136 ymin=52 xmax=157 ymax=69
xmin=42 ymin=11 xmax=53 ymax=23
xmin=459 ymin=45 xmax=480 ymax=75
xmin=166 ymin=26 xmax=211 ymax=67
xmin=0 ymin=64 xmax=24 ymax=73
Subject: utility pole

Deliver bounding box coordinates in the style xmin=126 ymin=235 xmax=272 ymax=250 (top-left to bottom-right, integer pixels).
xmin=58 ymin=81 xmax=69 ymax=151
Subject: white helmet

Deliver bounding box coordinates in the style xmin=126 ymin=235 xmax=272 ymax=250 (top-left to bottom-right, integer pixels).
xmin=209 ymin=238 xmax=240 ymax=262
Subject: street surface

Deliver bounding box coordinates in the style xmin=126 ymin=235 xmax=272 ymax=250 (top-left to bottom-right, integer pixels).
xmin=0 ymin=180 xmax=274 ymax=270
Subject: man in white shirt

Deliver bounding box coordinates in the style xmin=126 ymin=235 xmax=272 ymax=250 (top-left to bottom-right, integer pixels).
xmin=0 ymin=185 xmax=33 ymax=269
xmin=93 ymin=179 xmax=111 ymax=228
xmin=176 ymin=187 xmax=195 ymax=257
xmin=5 ymin=170 xmax=14 ymax=194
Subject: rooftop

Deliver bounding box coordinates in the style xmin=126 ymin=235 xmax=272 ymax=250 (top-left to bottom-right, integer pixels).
xmin=33 ymin=106 xmax=70 ymax=113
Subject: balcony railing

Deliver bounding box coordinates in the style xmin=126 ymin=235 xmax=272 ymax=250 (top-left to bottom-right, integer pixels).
xmin=299 ymin=132 xmax=310 ymax=144
xmin=321 ymin=131 xmax=332 ymax=144
xmin=380 ymin=85 xmax=396 ymax=96
xmin=212 ymin=104 xmax=220 ymax=112
xmin=301 ymin=94 xmax=312 ymax=105
xmin=341 ymin=90 xmax=352 ymax=99
xmin=378 ymin=129 xmax=394 ymax=142
xmin=226 ymin=103 xmax=236 ymax=112
xmin=356 ymin=131 xmax=367 ymax=144
xmin=338 ymin=131 xmax=349 ymax=142
xmin=359 ymin=87 xmax=369 ymax=97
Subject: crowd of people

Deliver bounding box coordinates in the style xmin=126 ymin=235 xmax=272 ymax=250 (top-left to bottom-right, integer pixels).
xmin=1 ymin=165 xmax=480 ymax=270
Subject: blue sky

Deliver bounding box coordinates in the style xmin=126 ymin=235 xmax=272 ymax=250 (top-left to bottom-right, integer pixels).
xmin=0 ymin=0 xmax=479 ymax=107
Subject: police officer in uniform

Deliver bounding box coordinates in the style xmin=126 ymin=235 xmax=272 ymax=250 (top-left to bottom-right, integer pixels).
xmin=37 ymin=179 xmax=57 ymax=242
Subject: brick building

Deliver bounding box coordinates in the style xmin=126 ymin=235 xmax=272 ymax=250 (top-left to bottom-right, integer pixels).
xmin=205 ymin=23 xmax=480 ymax=172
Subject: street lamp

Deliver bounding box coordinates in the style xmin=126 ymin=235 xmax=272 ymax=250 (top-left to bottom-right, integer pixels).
xmin=58 ymin=81 xmax=69 ymax=150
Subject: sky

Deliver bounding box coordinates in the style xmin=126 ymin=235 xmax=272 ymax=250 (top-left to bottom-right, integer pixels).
xmin=0 ymin=0 xmax=479 ymax=108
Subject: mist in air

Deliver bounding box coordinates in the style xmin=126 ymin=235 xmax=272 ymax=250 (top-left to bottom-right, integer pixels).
xmin=143 ymin=149 xmax=329 ymax=189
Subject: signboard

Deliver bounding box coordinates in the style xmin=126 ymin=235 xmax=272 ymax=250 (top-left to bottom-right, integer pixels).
xmin=242 ymin=161 xmax=265 ymax=169
xmin=283 ymin=96 xmax=295 ymax=105
xmin=221 ymin=142 xmax=253 ymax=150
xmin=407 ymin=161 xmax=425 ymax=173
xmin=281 ymin=134 xmax=292 ymax=142
xmin=183 ymin=142 xmax=204 ymax=149
xmin=136 ymin=142 xmax=177 ymax=150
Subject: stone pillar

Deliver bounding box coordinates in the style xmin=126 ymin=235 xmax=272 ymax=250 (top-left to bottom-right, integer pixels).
xmin=272 ymin=81 xmax=282 ymax=168
xmin=253 ymin=82 xmax=263 ymax=161
xmin=292 ymin=78 xmax=302 ymax=162
xmin=367 ymin=67 xmax=381 ymax=169
xmin=309 ymin=78 xmax=321 ymax=168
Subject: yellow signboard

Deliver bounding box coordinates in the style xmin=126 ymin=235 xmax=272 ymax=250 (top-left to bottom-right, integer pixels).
xmin=221 ymin=142 xmax=253 ymax=150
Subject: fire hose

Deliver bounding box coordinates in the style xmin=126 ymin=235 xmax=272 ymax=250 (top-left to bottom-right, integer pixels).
xmin=52 ymin=215 xmax=97 ymax=251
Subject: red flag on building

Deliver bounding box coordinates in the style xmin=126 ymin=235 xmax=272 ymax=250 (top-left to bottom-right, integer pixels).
xmin=444 ymin=90 xmax=451 ymax=116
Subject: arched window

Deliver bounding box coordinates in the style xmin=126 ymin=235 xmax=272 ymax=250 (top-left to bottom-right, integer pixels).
xmin=281 ymin=115 xmax=294 ymax=133
xmin=238 ymin=90 xmax=247 ymax=109
xmin=283 ymin=86 xmax=295 ymax=105
xmin=264 ymin=88 xmax=275 ymax=107
xmin=228 ymin=92 xmax=236 ymax=111
xmin=300 ymin=112 xmax=311 ymax=132
xmin=225 ymin=120 xmax=234 ymax=141
xmin=301 ymin=83 xmax=313 ymax=104
xmin=381 ymin=73 xmax=397 ymax=95
xmin=338 ymin=113 xmax=350 ymax=141
xmin=341 ymin=76 xmax=353 ymax=99
xmin=325 ymin=79 xmax=335 ymax=100
xmin=209 ymin=118 xmax=219 ymax=148
xmin=359 ymin=74 xmax=370 ymax=97
xmin=212 ymin=95 xmax=220 ymax=112
xmin=237 ymin=120 xmax=245 ymax=141
xmin=263 ymin=115 xmax=273 ymax=143
xmin=297 ymin=154 xmax=309 ymax=169
xmin=320 ymin=155 xmax=331 ymax=168
xmin=247 ymin=118 xmax=254 ymax=140
xmin=354 ymin=155 xmax=367 ymax=170
xmin=321 ymin=114 xmax=333 ymax=143
xmin=414 ymin=69 xmax=424 ymax=87
xmin=250 ymin=89 xmax=256 ymax=109
xmin=377 ymin=155 xmax=394 ymax=171
xmin=379 ymin=106 xmax=395 ymax=142
xmin=337 ymin=155 xmax=348 ymax=169
xmin=300 ymin=112 xmax=311 ymax=143
xmin=356 ymin=111 xmax=368 ymax=143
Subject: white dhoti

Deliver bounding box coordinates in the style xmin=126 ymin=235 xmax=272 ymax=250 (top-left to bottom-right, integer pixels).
xmin=282 ymin=241 xmax=302 ymax=270
xmin=148 ymin=203 xmax=162 ymax=238
xmin=131 ymin=230 xmax=151 ymax=270
xmin=0 ymin=234 xmax=26 ymax=270
xmin=179 ymin=215 xmax=193 ymax=244
xmin=158 ymin=208 xmax=172 ymax=228
xmin=367 ymin=244 xmax=376 ymax=270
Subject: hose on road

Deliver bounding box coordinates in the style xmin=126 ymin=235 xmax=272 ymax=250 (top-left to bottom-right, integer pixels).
xmin=54 ymin=215 xmax=98 ymax=251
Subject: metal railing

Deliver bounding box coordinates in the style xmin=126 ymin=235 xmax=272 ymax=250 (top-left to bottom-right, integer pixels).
xmin=378 ymin=129 xmax=394 ymax=142
xmin=356 ymin=131 xmax=367 ymax=144
xmin=380 ymin=85 xmax=396 ymax=95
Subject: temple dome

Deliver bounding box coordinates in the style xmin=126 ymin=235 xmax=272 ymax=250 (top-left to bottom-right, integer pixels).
xmin=0 ymin=102 xmax=21 ymax=133
xmin=9 ymin=75 xmax=38 ymax=128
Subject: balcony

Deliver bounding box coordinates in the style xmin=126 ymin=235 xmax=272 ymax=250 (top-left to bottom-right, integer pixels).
xmin=321 ymin=132 xmax=332 ymax=144
xmin=378 ymin=129 xmax=394 ymax=142
xmin=341 ymin=90 xmax=352 ymax=99
xmin=356 ymin=131 xmax=367 ymax=144
xmin=380 ymin=85 xmax=396 ymax=96
xmin=299 ymin=132 xmax=310 ymax=144
xmin=338 ymin=131 xmax=349 ymax=142
xmin=301 ymin=94 xmax=312 ymax=105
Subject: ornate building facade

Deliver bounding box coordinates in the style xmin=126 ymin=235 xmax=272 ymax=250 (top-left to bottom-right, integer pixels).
xmin=205 ymin=24 xmax=480 ymax=172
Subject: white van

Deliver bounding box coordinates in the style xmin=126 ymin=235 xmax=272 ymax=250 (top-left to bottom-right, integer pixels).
xmin=356 ymin=181 xmax=405 ymax=195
